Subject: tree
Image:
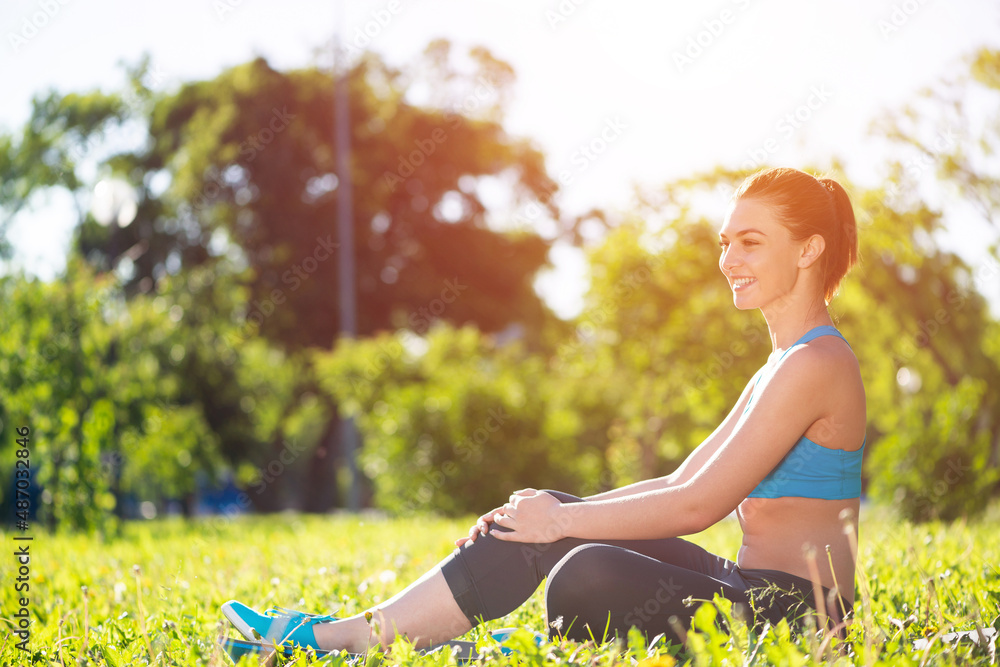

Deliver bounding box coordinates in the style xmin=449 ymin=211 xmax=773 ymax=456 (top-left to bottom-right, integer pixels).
xmin=0 ymin=44 xmax=564 ymax=515
xmin=557 ymin=176 xmax=771 ymax=488
xmin=872 ymin=47 xmax=1000 ymax=256
xmin=861 ymin=47 xmax=1000 ymax=518
xmin=74 ymin=47 xmax=554 ymax=349
xmin=0 ymin=260 xmax=232 ymax=532
xmin=314 ymin=325 xmax=606 ymax=514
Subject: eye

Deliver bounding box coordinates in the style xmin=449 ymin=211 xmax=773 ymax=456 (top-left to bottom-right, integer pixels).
xmin=718 ymin=241 xmax=729 ymax=250
xmin=742 ymin=239 xmax=758 ymax=247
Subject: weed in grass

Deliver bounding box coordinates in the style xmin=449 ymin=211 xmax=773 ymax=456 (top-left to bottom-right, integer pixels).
xmin=0 ymin=506 xmax=997 ymax=665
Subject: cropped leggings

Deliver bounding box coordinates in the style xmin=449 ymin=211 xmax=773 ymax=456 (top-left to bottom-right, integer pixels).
xmin=438 ymin=491 xmax=851 ymax=643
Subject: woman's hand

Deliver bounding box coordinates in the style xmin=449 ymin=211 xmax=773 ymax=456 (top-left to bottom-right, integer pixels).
xmin=454 ymin=506 xmax=504 ymax=547
xmin=490 ymin=489 xmax=567 ymax=544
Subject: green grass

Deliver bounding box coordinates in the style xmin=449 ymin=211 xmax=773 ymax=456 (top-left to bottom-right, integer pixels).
xmin=1 ymin=505 xmax=998 ymax=665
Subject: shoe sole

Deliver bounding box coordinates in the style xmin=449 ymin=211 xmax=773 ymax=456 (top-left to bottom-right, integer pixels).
xmin=220 ymin=636 xmax=481 ymax=664
xmin=220 ymin=637 xmax=324 ymax=664
xmin=221 ymin=601 xmax=258 ymax=642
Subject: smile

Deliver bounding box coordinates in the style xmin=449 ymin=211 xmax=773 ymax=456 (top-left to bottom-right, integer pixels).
xmin=732 ymin=277 xmax=757 ymax=291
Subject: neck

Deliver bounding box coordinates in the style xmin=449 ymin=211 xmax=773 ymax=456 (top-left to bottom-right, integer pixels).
xmin=760 ymin=291 xmax=833 ymax=356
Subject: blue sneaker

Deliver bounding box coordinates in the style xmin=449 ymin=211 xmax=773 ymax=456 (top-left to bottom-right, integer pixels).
xmin=490 ymin=627 xmax=546 ymax=655
xmin=221 ymin=600 xmax=335 ymax=649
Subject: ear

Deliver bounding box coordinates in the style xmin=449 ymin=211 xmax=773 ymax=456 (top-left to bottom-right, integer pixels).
xmin=797 ymin=234 xmax=825 ymax=269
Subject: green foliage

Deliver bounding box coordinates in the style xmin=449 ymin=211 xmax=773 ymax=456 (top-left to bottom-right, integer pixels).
xmin=149 ymin=47 xmax=556 ymax=348
xmin=2 ymin=44 xmax=999 ymax=529
xmin=0 ymin=45 xmax=566 ymax=521
xmin=873 ymin=46 xmax=1000 ymax=256
xmin=0 ymin=261 xmax=229 ymax=531
xmin=858 ymin=46 xmax=1000 ymax=520
xmin=566 ymin=214 xmax=767 ymax=488
xmin=0 ymin=508 xmax=998 ymax=665
xmin=835 ymin=185 xmax=1000 ymax=521
xmin=0 ymin=46 xmax=559 ymax=350
xmin=315 ymin=326 xmax=604 ymax=514
xmin=867 ymin=377 xmax=999 ymax=521
xmin=0 ymin=262 xmax=120 ymax=532
xmin=585 ymin=168 xmax=1000 ymax=520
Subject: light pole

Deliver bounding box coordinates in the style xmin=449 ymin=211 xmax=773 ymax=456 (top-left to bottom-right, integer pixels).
xmin=335 ymin=1 xmax=361 ymax=511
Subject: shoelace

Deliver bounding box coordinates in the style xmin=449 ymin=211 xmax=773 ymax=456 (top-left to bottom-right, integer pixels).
xmin=262 ymin=607 xmax=337 ymax=645
xmin=266 ymin=606 xmax=337 ymax=623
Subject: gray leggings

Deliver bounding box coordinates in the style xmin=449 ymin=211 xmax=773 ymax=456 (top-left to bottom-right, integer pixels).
xmin=439 ymin=491 xmax=850 ymax=643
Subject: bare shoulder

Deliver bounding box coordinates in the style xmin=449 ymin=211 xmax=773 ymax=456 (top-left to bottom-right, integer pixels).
xmin=754 ymin=335 xmax=864 ymax=416
xmin=777 ymin=334 xmax=860 ymax=380
xmin=771 ymin=335 xmax=866 ymax=447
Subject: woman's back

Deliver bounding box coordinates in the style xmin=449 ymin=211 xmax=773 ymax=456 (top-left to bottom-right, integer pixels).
xmin=734 ymin=329 xmax=866 ymax=605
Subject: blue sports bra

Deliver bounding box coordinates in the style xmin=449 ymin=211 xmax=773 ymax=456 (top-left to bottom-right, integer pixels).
xmin=743 ymin=325 xmax=865 ymax=500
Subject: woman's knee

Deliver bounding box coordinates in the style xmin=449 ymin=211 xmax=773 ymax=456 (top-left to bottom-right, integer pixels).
xmin=545 ymin=544 xmax=704 ymax=643
xmin=544 ymin=545 xmax=622 ymax=623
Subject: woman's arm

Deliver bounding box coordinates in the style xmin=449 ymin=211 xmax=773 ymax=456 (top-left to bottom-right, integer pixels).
xmin=492 ymin=349 xmax=832 ymax=543
xmin=583 ymin=369 xmax=762 ymax=502
xmin=583 ymin=476 xmax=669 ymax=501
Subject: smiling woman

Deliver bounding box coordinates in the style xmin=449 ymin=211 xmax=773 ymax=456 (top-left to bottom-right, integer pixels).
xmin=723 ymin=167 xmax=860 ymax=306
xmin=220 ymin=167 xmax=867 ymax=656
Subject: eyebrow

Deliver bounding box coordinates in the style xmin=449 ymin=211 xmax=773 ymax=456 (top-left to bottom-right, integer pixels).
xmin=718 ymin=228 xmax=767 ymax=240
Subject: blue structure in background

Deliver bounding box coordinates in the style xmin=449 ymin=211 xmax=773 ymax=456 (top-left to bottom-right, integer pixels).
xmin=196 ymin=476 xmax=248 ymax=516
xmin=3 ymin=468 xmax=42 ymax=526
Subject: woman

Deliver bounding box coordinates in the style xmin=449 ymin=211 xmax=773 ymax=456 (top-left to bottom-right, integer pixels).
xmin=222 ymin=166 xmax=865 ymax=654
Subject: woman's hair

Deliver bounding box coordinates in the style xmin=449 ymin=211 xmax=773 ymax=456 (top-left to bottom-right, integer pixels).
xmin=733 ymin=167 xmax=859 ymax=303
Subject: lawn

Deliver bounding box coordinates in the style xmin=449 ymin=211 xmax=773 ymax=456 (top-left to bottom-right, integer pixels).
xmin=1 ymin=504 xmax=998 ymax=665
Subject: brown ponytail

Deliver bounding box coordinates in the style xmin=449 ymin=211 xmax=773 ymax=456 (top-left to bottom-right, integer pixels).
xmin=817 ymin=178 xmax=859 ymax=303
xmin=734 ymin=168 xmax=860 ymax=304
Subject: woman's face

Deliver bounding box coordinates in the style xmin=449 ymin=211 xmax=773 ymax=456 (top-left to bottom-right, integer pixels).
xmin=718 ymin=197 xmax=804 ymax=311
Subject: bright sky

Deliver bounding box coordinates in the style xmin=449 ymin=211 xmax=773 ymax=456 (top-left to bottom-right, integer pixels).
xmin=1 ymin=0 xmax=999 ymax=317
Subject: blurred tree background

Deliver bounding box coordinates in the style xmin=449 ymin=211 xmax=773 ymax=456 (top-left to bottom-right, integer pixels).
xmin=1 ymin=42 xmax=998 ymax=532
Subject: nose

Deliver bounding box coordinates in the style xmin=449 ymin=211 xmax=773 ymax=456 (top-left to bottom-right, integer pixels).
xmin=720 ymin=245 xmax=740 ymax=273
